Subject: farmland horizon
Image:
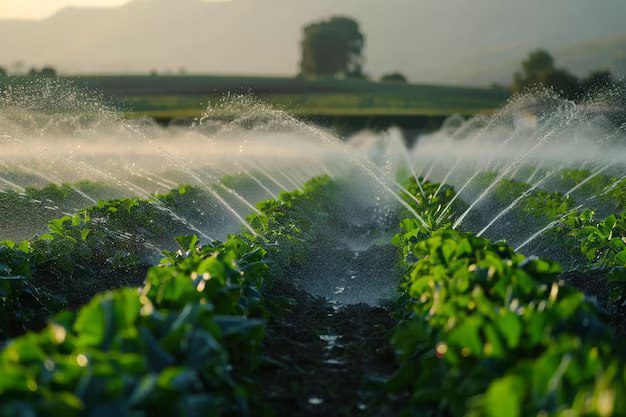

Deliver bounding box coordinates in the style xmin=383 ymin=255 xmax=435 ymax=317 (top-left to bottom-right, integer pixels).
xmin=1 ymin=0 xmax=625 ymax=86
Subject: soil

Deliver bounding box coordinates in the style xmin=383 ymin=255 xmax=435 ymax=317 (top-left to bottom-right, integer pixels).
xmin=252 ymin=196 xmax=406 ymax=416
xmin=254 ymin=279 xmax=403 ymax=417
xmin=561 ymin=267 xmax=626 ymax=335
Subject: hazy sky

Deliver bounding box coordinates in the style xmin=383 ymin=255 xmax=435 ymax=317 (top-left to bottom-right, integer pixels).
xmin=0 ymin=0 xmax=236 ymax=19
xmin=0 ymin=0 xmax=225 ymax=19
xmin=0 ymin=0 xmax=130 ymax=19
xmin=0 ymin=0 xmax=624 ymax=84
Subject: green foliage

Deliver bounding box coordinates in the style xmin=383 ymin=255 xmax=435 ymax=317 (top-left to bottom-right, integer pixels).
xmin=480 ymin=174 xmax=574 ymax=222
xmin=27 ymin=66 xmax=57 ymax=77
xmin=513 ymin=49 xmax=580 ymax=100
xmin=3 ymin=165 xmax=626 ymax=416
xmin=580 ymin=70 xmax=615 ymax=95
xmin=574 ymin=212 xmax=626 ymax=266
xmin=0 ymin=181 xmax=125 ymax=241
xmin=0 ymin=234 xmax=268 ymax=416
xmin=0 ymin=174 xmax=348 ymax=415
xmin=247 ymin=175 xmax=339 ymax=276
xmin=300 ymin=16 xmax=365 ymax=79
xmin=564 ymin=211 xmax=626 ymax=307
xmin=512 ymin=49 xmax=618 ymax=100
xmin=25 ymin=195 xmax=190 ymax=306
xmin=403 ymin=178 xmax=461 ymax=215
xmin=0 ymin=243 xmax=62 ymax=339
xmin=0 ymin=184 xmax=213 ymax=337
xmin=559 ymin=168 xmax=626 ymax=210
xmin=380 ymin=72 xmax=408 ymax=83
xmin=393 ymin=178 xmax=466 ymax=261
xmin=389 ymin=181 xmax=626 ymax=417
xmin=478 ymin=171 xmax=626 ymax=308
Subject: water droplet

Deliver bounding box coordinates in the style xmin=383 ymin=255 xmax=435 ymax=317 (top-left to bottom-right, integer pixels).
xmin=308 ymin=397 xmax=324 ymax=405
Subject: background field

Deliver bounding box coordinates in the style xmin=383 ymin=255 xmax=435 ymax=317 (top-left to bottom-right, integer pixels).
xmin=51 ymin=75 xmax=510 ymax=122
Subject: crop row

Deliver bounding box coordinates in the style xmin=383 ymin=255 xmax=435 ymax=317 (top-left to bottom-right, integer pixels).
xmin=459 ymin=170 xmax=625 ymax=322
xmin=0 ymin=172 xmax=293 ymax=339
xmin=0 ymin=181 xmax=127 ymax=242
xmin=388 ymin=177 xmax=626 ymax=416
xmin=558 ymin=169 xmax=626 ymax=212
xmin=1 ymin=185 xmax=207 ymax=339
xmin=483 ymin=168 xmax=625 ymax=214
xmin=0 ymin=233 xmax=268 ymax=416
xmin=0 ymin=175 xmax=339 ymax=416
xmin=470 ymin=170 xmax=626 ymax=320
xmin=1 ymin=170 xmax=624 ymax=416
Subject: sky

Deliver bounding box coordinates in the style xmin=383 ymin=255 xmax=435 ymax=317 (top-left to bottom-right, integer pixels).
xmin=0 ymin=0 xmax=228 ymax=20
xmin=0 ymin=0 xmax=131 ymax=19
xmin=0 ymin=0 xmax=624 ymax=84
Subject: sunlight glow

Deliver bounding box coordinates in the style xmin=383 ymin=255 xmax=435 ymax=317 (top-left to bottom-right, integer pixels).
xmin=0 ymin=0 xmax=230 ymax=20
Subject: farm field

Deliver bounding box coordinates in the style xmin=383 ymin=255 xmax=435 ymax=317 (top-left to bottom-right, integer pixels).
xmin=4 ymin=0 xmax=626 ymax=415
xmin=0 ymin=82 xmax=625 ymax=416
xmin=0 ymin=171 xmax=625 ymax=416
xmin=0 ymin=75 xmax=510 ymax=121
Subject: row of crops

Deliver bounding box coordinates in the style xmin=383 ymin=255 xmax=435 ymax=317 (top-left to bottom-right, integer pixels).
xmin=0 ymin=176 xmax=342 ymax=415
xmin=390 ymin=178 xmax=625 ymax=416
xmin=0 ymin=168 xmax=625 ymax=415
xmin=472 ymin=169 xmax=626 ymax=323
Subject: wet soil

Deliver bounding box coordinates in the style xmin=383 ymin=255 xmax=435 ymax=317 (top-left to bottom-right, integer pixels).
xmin=244 ymin=181 xmax=415 ymax=415
xmin=252 ymin=204 xmax=406 ymax=416
xmin=254 ymin=279 xmax=403 ymax=417
xmin=561 ymin=268 xmax=626 ymax=335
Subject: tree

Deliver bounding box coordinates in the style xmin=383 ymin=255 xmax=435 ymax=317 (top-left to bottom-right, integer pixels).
xmin=579 ymin=70 xmax=613 ymax=94
xmin=381 ymin=72 xmax=407 ymax=83
xmin=513 ymin=49 xmax=579 ymax=99
xmin=521 ymin=49 xmax=554 ymax=78
xmin=39 ymin=66 xmax=57 ymax=77
xmin=300 ymin=16 xmax=365 ymax=79
xmin=27 ymin=66 xmax=57 ymax=77
xmin=513 ymin=49 xmax=555 ymax=92
xmin=0 ymin=67 xmax=6 ymax=77
xmin=538 ymin=68 xmax=580 ymax=99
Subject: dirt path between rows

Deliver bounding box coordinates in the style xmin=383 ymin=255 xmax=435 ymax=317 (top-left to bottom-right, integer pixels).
xmin=254 ymin=235 xmax=406 ymax=416
xmin=256 ymin=280 xmax=400 ymax=417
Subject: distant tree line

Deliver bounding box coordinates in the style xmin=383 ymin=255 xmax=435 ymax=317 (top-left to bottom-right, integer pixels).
xmin=513 ymin=49 xmax=618 ymax=99
xmin=0 ymin=65 xmax=57 ymax=77
xmin=297 ymin=16 xmax=620 ymax=95
xmin=28 ymin=66 xmax=58 ymax=77
xmin=380 ymin=72 xmax=408 ymax=83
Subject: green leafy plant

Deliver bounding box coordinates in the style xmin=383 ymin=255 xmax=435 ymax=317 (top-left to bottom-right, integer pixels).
xmin=0 ymin=241 xmax=62 ymax=339
xmin=389 ymin=181 xmax=626 ymax=417
xmin=0 ymin=234 xmax=268 ymax=416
